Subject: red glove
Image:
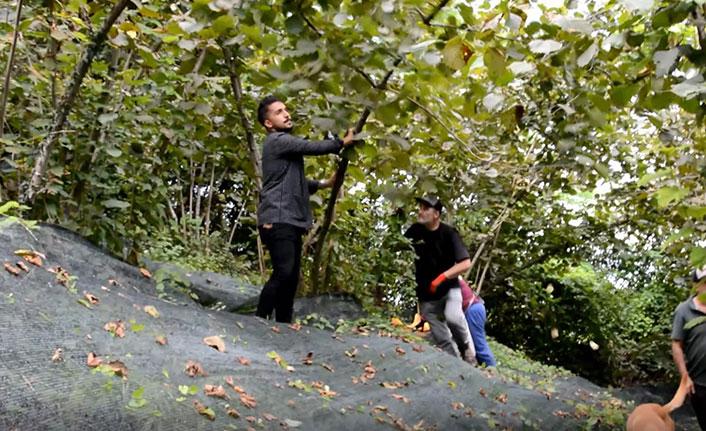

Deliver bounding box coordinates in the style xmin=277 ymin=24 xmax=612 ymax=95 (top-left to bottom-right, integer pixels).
xmin=429 ymin=273 xmax=447 ymax=293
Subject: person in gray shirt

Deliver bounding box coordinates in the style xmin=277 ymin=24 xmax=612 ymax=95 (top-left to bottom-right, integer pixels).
xmin=672 ymin=266 xmax=706 ymax=430
xmin=255 ymin=95 xmax=354 ymax=323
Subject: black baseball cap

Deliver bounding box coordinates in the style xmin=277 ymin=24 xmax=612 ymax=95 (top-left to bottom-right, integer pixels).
xmin=692 ymin=266 xmax=706 ymax=283
xmin=415 ymin=196 xmax=443 ymax=211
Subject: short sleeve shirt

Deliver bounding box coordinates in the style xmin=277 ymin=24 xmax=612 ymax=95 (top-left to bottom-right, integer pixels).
xmin=672 ymin=294 xmax=706 ymax=386
xmin=404 ymin=222 xmax=470 ymax=301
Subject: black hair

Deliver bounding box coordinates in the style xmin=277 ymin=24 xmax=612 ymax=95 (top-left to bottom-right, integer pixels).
xmin=257 ymin=95 xmax=282 ymax=127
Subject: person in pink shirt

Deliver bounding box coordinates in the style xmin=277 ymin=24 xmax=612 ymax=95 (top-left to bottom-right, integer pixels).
xmin=460 ymin=279 xmax=496 ymax=367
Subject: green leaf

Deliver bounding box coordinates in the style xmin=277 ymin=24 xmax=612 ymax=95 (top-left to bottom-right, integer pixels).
xmin=637 ymin=169 xmax=672 ymax=187
xmin=691 ymin=247 xmax=706 ymax=267
xmin=686 ymin=206 xmax=706 ymax=221
xmin=262 ymin=34 xmax=278 ymax=50
xmin=484 ymin=48 xmax=506 ymax=81
xmin=103 ymin=199 xmax=130 ymax=209
xmin=77 ymin=298 xmax=92 ymax=309
xmin=655 ymin=187 xmax=689 ymax=208
xmin=528 ymin=39 xmax=563 ymax=54
xmin=178 ymin=385 xmax=189 ymax=395
xmin=98 ymin=113 xmax=118 ymax=125
xmin=132 ymin=387 xmax=144 ymax=400
xmin=684 ymin=316 xmax=706 ymax=330
xmin=443 ymin=37 xmax=466 ymax=71
xmin=212 ymin=15 xmax=235 ymax=35
xmin=189 ymin=385 xmax=199 ymax=395
xmin=662 ymin=227 xmax=693 ymax=249
xmin=106 ymin=147 xmax=122 ymax=158
xmin=131 ymin=324 xmax=145 ymax=332
xmin=128 ymin=398 xmax=147 ymax=408
xmin=162 ymin=369 xmax=169 ymax=378
xmin=240 ymin=24 xmax=261 ymax=42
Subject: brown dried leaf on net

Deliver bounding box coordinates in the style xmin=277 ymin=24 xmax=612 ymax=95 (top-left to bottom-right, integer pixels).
xmin=86 ymin=352 xmax=102 ymax=367
xmin=139 ymin=268 xmax=152 ymax=278
xmin=203 ymin=336 xmax=226 ymax=352
xmin=3 ymin=263 xmax=19 ymax=276
xmin=237 ymin=356 xmax=250 ymax=366
xmin=321 ymin=363 xmax=334 ymax=373
xmin=155 ymin=335 xmax=168 ymax=346
xmin=412 ymin=344 xmax=424 ymax=352
xmin=262 ymin=413 xmax=277 ymax=421
xmin=270 ymin=326 xmax=281 ymax=333
xmin=104 ymin=320 xmax=126 ymax=338
xmin=143 ymin=305 xmax=159 ymax=319
xmin=227 ymin=407 xmax=240 ymax=418
xmin=14 ymin=250 xmax=44 ymax=267
xmin=204 ymin=384 xmax=229 ymax=400
xmin=395 ymin=347 xmax=405 ymax=356
xmin=240 ymin=393 xmax=256 ymax=409
xmin=185 ymin=360 xmax=207 ymax=377
xmin=51 ymin=348 xmax=63 ymax=362
xmin=390 ymin=394 xmax=410 ymax=403
xmin=107 ymin=360 xmax=128 ymax=379
xmin=193 ymin=400 xmax=215 ymax=421
xmin=288 ymin=322 xmax=301 ymax=331
xmin=83 ymin=291 xmax=99 ymax=305
xmin=302 ymin=352 xmax=314 ymax=365
xmin=16 ymin=261 xmax=29 ymax=273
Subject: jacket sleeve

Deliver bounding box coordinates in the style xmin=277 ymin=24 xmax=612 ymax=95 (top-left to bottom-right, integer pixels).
xmin=274 ymin=133 xmax=343 ymax=156
xmin=307 ymin=179 xmax=320 ymax=195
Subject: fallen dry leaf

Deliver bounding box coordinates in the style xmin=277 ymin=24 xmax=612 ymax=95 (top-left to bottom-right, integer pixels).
xmin=395 ymin=347 xmax=405 ymax=355
xmin=51 ymin=348 xmax=62 ymax=362
xmin=311 ymin=381 xmax=323 ymax=388
xmin=390 ymin=394 xmax=410 ymax=403
xmin=233 ymin=385 xmax=246 ymax=394
xmin=381 ymin=381 xmax=407 ymax=389
xmin=16 ymin=261 xmax=29 ymax=273
xmin=227 ymin=407 xmax=240 ymax=418
xmin=224 ymin=376 xmax=237 ymax=390
xmin=185 ymin=360 xmax=207 ymax=377
xmin=270 ymin=326 xmax=281 ymax=333
xmin=15 ymin=250 xmax=44 ymax=267
xmin=246 ymin=416 xmax=257 ymax=423
xmin=288 ymin=322 xmax=301 ymax=331
xmin=3 ymin=263 xmax=20 ymax=276
xmin=108 ymin=279 xmax=118 ymax=285
xmin=262 ymin=413 xmax=277 ymax=421
xmin=155 ymin=335 xmax=168 ymax=346
xmin=203 ymin=336 xmax=226 ymax=352
xmin=321 ymin=363 xmax=334 ymax=373
xmin=495 ymin=393 xmax=508 ymax=404
xmin=345 ymin=347 xmax=358 ymax=358
xmin=86 ymin=352 xmax=102 ymax=367
xmin=318 ymin=388 xmax=338 ymax=397
xmin=107 ymin=360 xmax=128 ymax=379
xmin=83 ymin=292 xmax=99 ymax=305
xmin=287 ymin=400 xmax=296 ymax=408
xmin=139 ymin=268 xmax=151 ymax=278
xmin=479 ymin=388 xmax=488 ymax=398
xmin=104 ymin=320 xmax=126 ymax=338
xmin=302 ymin=352 xmax=313 ymax=365
xmin=412 ymin=344 xmax=424 ymax=352
xmin=451 ymin=402 xmax=464 ymax=410
xmin=238 ymin=356 xmax=250 ymax=366
xmin=194 ymin=400 xmax=215 ymax=421
xmin=240 ymin=393 xmax=256 ymax=409
xmin=143 ymin=305 xmax=159 ymax=319
xmin=204 ymin=384 xmax=229 ymax=400
xmin=554 ymin=410 xmax=570 ymax=418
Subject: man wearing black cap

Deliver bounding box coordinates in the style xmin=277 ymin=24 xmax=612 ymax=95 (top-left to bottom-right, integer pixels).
xmin=404 ymin=196 xmax=477 ymax=365
xmin=255 ymin=95 xmax=355 ymax=323
xmin=672 ymin=266 xmax=706 ymax=430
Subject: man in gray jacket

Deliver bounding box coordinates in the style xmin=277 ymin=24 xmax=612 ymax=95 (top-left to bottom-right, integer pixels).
xmin=255 ymin=95 xmax=354 ymax=322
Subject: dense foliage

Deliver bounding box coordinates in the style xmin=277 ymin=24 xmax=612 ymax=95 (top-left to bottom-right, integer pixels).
xmin=2 ymin=0 xmax=706 ymax=384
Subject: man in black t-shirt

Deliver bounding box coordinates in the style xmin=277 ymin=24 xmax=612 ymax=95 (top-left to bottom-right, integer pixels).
xmin=404 ymin=196 xmax=477 ymax=365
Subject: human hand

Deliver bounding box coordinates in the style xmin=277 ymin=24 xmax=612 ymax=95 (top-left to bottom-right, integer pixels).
xmin=342 ymin=127 xmax=356 ymax=147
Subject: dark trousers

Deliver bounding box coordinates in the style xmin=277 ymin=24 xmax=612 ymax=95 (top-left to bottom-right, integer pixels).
xmin=694 ymin=384 xmax=706 ymax=431
xmin=257 ymin=223 xmax=304 ymax=323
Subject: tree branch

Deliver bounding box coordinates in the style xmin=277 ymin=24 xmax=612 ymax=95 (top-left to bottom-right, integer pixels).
xmin=0 ymin=0 xmax=23 ymax=139
xmin=23 ymin=0 xmax=132 ymax=202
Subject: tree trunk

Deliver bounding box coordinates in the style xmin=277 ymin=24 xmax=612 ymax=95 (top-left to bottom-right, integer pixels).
xmin=22 ymin=0 xmax=131 ymax=203
xmin=0 ymin=0 xmax=23 ymax=139
xmin=23 ymin=0 xmax=131 ymax=203
xmin=220 ymin=42 xmax=265 ymax=276
xmin=203 ymin=160 xmax=217 ymax=238
xmin=310 ymin=1 xmax=452 ymax=291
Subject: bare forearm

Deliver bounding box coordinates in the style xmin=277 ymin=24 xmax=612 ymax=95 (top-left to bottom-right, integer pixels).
xmin=443 ymin=259 xmax=471 ymax=280
xmin=672 ymin=340 xmax=689 ymax=376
